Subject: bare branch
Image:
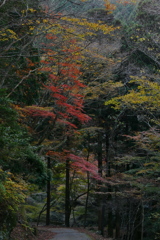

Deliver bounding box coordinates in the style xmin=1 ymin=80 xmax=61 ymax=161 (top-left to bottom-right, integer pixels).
xmin=7 ymin=68 xmax=39 ymax=98
xmin=0 ymin=0 xmax=6 ymax=8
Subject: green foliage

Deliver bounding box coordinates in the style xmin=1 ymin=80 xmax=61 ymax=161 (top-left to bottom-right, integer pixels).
xmin=145 ymin=212 xmax=160 ymax=240
xmin=0 ymin=90 xmax=47 ymax=184
xmin=0 ymin=90 xmax=47 ymax=237
xmin=25 ymin=203 xmax=44 ymax=222
xmin=0 ymin=169 xmax=26 ymax=239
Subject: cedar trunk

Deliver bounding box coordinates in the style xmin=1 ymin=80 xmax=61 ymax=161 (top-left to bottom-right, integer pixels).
xmin=65 ymin=159 xmax=70 ymax=227
xmin=46 ymin=156 xmax=51 ymax=225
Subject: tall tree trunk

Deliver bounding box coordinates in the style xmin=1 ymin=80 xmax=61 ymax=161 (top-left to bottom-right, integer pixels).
xmin=84 ymin=134 xmax=91 ymax=228
xmin=84 ymin=171 xmax=90 ymax=228
xmin=105 ymin=127 xmax=110 ymax=178
xmin=131 ymin=200 xmax=142 ymax=240
xmin=105 ymin=128 xmax=113 ymax=238
xmin=97 ymin=132 xmax=104 ymax=235
xmin=65 ymin=158 xmax=70 ymax=227
xmin=133 ymin=199 xmax=144 ymax=240
xmin=141 ymin=200 xmax=144 ymax=240
xmin=46 ymin=156 xmax=51 ymax=225
xmin=115 ymin=203 xmax=121 ymax=239
xmin=107 ymin=184 xmax=113 ymax=238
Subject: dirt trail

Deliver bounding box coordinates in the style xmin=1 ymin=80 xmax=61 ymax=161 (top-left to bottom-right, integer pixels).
xmin=46 ymin=228 xmax=92 ymax=240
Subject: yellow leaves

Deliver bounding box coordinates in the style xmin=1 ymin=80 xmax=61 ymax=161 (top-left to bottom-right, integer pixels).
xmin=105 ymin=77 xmax=160 ymax=111
xmin=130 ymin=35 xmax=147 ymax=43
xmin=28 ymin=8 xmax=36 ymax=13
xmin=61 ymin=16 xmax=116 ymax=35
xmin=105 ymin=98 xmax=120 ymax=108
xmin=0 ymin=37 xmax=8 ymax=41
xmin=85 ymin=80 xmax=123 ymax=101
xmin=121 ymin=90 xmax=149 ymax=105
xmin=139 ymin=37 xmax=146 ymax=42
xmin=0 ymin=169 xmax=26 ymax=210
xmin=0 ymin=29 xmax=19 ymax=41
xmin=5 ymin=178 xmax=26 ymax=193
xmin=42 ymin=19 xmax=49 ymax=23
xmin=136 ymin=169 xmax=151 ymax=175
xmin=136 ymin=160 xmax=160 ymax=176
xmin=21 ymin=8 xmax=36 ymax=14
xmin=144 ymin=162 xmax=157 ymax=167
xmin=29 ymin=26 xmax=35 ymax=31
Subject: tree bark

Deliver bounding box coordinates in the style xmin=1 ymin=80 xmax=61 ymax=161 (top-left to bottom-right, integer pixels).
xmin=97 ymin=132 xmax=104 ymax=235
xmin=115 ymin=204 xmax=121 ymax=239
xmin=141 ymin=200 xmax=144 ymax=240
xmin=46 ymin=156 xmax=51 ymax=225
xmin=65 ymin=158 xmax=70 ymax=227
xmin=84 ymin=171 xmax=90 ymax=228
xmin=107 ymin=185 xmax=113 ymax=238
xmin=84 ymin=137 xmax=90 ymax=228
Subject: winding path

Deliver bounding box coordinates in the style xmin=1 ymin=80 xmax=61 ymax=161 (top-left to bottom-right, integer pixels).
xmin=48 ymin=228 xmax=92 ymax=240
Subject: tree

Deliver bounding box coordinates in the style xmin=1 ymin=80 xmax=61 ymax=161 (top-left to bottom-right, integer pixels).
xmin=17 ymin=1 xmax=117 ymax=226
xmin=0 ymin=89 xmax=47 ymax=238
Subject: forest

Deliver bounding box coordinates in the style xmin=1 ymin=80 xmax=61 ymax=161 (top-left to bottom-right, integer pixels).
xmin=0 ymin=0 xmax=160 ymax=239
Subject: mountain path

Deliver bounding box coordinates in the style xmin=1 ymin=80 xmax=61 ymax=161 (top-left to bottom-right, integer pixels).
xmin=44 ymin=228 xmax=92 ymax=240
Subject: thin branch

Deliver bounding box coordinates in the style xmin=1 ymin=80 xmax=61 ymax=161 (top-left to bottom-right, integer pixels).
xmin=7 ymin=68 xmax=39 ymax=98
xmin=0 ymin=0 xmax=6 ymax=8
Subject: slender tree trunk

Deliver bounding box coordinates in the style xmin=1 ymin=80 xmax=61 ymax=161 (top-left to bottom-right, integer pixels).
xmin=97 ymin=132 xmax=102 ymax=178
xmin=98 ymin=198 xmax=105 ymax=236
xmin=84 ymin=171 xmax=90 ymax=228
xmin=131 ymin=200 xmax=142 ymax=240
xmin=97 ymin=132 xmax=104 ymax=235
xmin=105 ymin=128 xmax=111 ymax=178
xmin=127 ymin=199 xmax=132 ymax=240
xmin=141 ymin=200 xmax=144 ymax=240
xmin=46 ymin=156 xmax=51 ymax=225
xmin=65 ymin=158 xmax=70 ymax=227
xmin=105 ymin=128 xmax=113 ymax=238
xmin=107 ymin=184 xmax=113 ymax=238
xmin=84 ymin=138 xmax=90 ymax=228
xmin=106 ymin=167 xmax=113 ymax=236
xmin=115 ymin=204 xmax=121 ymax=239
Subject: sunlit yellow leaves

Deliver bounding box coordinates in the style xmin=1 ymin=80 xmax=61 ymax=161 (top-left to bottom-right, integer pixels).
xmin=61 ymin=16 xmax=116 ymax=35
xmin=29 ymin=26 xmax=35 ymax=31
xmin=130 ymin=35 xmax=146 ymax=43
xmin=105 ymin=98 xmax=121 ymax=109
xmin=0 ymin=29 xmax=19 ymax=41
xmin=139 ymin=37 xmax=146 ymax=42
xmin=28 ymin=8 xmax=36 ymax=13
xmin=21 ymin=8 xmax=36 ymax=15
xmin=42 ymin=19 xmax=49 ymax=23
xmin=0 ymin=169 xmax=26 ymax=211
xmin=105 ymin=77 xmax=160 ymax=111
